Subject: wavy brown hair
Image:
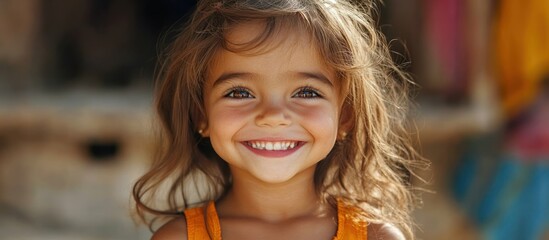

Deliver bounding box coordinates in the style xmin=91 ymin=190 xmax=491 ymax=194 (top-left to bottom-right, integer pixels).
xmin=133 ymin=0 xmax=424 ymax=238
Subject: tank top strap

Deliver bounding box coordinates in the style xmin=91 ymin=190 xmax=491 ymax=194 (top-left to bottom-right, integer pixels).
xmin=334 ymin=199 xmax=368 ymax=240
xmin=183 ymin=201 xmax=222 ymax=240
xmin=205 ymin=201 xmax=222 ymax=239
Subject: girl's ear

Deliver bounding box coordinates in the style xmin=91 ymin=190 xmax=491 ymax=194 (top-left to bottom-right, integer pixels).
xmin=198 ymin=122 xmax=210 ymax=137
xmin=338 ymin=101 xmax=354 ymax=138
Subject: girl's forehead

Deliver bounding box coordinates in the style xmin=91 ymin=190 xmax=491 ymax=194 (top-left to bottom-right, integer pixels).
xmin=224 ymin=21 xmax=269 ymax=45
xmin=209 ymin=20 xmax=331 ymax=74
xmin=206 ymin=20 xmax=343 ymax=96
xmin=222 ymin=19 xmax=315 ymax=55
xmin=206 ymin=20 xmax=342 ymax=96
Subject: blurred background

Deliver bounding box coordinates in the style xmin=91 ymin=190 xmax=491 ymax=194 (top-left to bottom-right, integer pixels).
xmin=0 ymin=0 xmax=547 ymax=239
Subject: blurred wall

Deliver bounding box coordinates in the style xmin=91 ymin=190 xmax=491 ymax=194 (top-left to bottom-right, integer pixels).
xmin=0 ymin=0 xmax=194 ymax=239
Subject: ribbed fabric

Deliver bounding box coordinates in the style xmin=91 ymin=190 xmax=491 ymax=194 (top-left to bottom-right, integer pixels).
xmin=334 ymin=199 xmax=368 ymax=239
xmin=184 ymin=200 xmax=367 ymax=240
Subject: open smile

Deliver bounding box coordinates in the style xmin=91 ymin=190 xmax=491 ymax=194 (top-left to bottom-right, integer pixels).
xmin=245 ymin=141 xmax=300 ymax=150
xmin=242 ymin=140 xmax=305 ymax=158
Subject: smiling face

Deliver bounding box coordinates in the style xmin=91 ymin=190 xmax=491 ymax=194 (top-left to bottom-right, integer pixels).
xmin=202 ymin=21 xmax=344 ymax=184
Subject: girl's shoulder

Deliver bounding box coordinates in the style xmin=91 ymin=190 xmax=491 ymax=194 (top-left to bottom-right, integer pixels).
xmin=367 ymin=223 xmax=405 ymax=240
xmin=151 ymin=217 xmax=188 ymax=240
xmin=338 ymin=200 xmax=405 ymax=240
xmin=151 ymin=202 xmax=211 ymax=240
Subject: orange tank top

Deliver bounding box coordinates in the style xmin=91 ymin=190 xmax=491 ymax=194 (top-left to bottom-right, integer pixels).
xmin=183 ymin=200 xmax=367 ymax=240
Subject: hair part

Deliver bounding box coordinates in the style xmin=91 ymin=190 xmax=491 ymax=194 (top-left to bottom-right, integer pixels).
xmin=132 ymin=0 xmax=424 ymax=238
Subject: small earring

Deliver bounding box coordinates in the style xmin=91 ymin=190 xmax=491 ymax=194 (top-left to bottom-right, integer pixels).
xmin=198 ymin=122 xmax=207 ymax=136
xmin=338 ymin=131 xmax=347 ymax=140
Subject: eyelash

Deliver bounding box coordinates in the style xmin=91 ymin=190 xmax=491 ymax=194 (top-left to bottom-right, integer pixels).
xmin=222 ymin=86 xmax=323 ymax=99
xmin=293 ymin=86 xmax=322 ymax=98
xmin=223 ymin=87 xmax=254 ymax=99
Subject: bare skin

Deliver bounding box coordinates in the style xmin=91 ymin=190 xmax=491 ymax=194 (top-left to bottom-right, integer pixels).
xmin=213 ymin=165 xmax=337 ymax=240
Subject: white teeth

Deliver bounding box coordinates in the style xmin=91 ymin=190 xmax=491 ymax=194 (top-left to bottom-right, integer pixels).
xmin=247 ymin=141 xmax=299 ymax=151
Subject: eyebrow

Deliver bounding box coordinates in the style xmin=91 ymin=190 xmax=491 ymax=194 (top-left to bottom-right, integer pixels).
xmin=295 ymin=71 xmax=334 ymax=87
xmin=212 ymin=72 xmax=255 ymax=87
xmin=211 ymin=71 xmax=334 ymax=87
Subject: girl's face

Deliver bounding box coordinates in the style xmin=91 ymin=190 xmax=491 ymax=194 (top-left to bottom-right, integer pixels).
xmin=203 ymin=21 xmax=343 ymax=184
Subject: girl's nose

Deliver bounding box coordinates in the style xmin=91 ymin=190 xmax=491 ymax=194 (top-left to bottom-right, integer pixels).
xmin=255 ymin=100 xmax=291 ymax=128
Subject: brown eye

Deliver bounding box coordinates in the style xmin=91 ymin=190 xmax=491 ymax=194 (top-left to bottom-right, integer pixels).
xmin=293 ymin=87 xmax=321 ymax=98
xmin=225 ymin=88 xmax=254 ymax=99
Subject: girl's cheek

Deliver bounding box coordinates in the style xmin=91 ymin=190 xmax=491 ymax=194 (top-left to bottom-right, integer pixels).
xmin=209 ymin=103 xmax=255 ymax=126
xmin=219 ymin=101 xmax=256 ymax=115
xmin=293 ymin=104 xmax=338 ymax=126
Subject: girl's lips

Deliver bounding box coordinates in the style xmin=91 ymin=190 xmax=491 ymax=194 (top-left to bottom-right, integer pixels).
xmin=241 ymin=141 xmax=305 ymax=158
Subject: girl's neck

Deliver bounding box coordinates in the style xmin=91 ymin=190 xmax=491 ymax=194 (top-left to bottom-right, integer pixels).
xmin=216 ymin=167 xmax=329 ymax=222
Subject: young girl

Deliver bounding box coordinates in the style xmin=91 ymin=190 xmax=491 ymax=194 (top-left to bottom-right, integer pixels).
xmin=133 ymin=0 xmax=422 ymax=239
